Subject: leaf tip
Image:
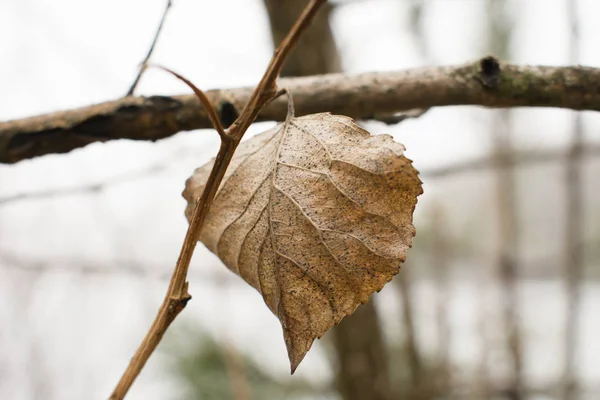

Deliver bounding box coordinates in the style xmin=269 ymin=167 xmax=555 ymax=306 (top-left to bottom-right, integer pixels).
xmin=283 ymin=327 xmax=312 ymax=375
xmin=288 ymin=347 xmax=308 ymax=375
xmin=290 ymin=361 xmax=299 ymax=375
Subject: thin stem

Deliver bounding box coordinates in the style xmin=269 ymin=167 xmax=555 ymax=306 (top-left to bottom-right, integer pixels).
xmin=126 ymin=0 xmax=173 ymax=96
xmin=149 ymin=64 xmax=227 ymax=139
xmin=109 ymin=1 xmax=326 ymax=398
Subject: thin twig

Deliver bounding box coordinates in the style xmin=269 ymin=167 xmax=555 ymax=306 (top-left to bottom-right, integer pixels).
xmin=3 ymin=143 xmax=600 ymax=207
xmin=126 ymin=0 xmax=173 ymax=96
xmin=109 ymin=1 xmax=326 ymax=398
xmin=0 ymin=147 xmax=198 ymax=207
xmin=148 ymin=64 xmax=227 ymax=139
xmin=0 ymin=251 xmax=226 ymax=282
xmin=0 ymin=164 xmax=164 ymax=206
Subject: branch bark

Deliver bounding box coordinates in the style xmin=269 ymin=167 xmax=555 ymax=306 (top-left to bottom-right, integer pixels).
xmin=3 ymin=58 xmax=600 ymax=164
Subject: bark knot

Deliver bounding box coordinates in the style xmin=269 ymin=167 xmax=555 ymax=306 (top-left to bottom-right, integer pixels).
xmin=477 ymin=56 xmax=501 ymax=89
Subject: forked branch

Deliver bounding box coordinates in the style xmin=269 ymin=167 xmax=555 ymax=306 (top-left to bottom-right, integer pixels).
xmin=108 ymin=1 xmax=327 ymax=399
xmin=149 ymin=64 xmax=227 ymax=139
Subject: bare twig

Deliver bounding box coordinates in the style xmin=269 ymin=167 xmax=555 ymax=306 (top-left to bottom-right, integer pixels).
xmin=0 ymin=163 xmax=164 ymax=206
xmin=109 ymin=1 xmax=327 ymax=398
xmin=148 ymin=64 xmax=227 ymax=139
xmin=0 ymin=251 xmax=231 ymax=282
xmin=3 ymin=59 xmax=600 ymax=163
xmin=0 ymin=147 xmax=198 ymax=207
xmin=126 ymin=0 xmax=173 ymax=96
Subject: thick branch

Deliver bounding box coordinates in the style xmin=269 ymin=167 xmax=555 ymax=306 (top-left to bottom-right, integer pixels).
xmin=3 ymin=57 xmax=600 ymax=164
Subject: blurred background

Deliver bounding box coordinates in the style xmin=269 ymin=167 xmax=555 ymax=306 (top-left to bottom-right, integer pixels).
xmin=1 ymin=0 xmax=599 ymax=399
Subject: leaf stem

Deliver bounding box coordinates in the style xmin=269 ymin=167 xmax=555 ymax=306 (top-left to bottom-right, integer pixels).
xmin=148 ymin=64 xmax=227 ymax=140
xmin=108 ymin=1 xmax=326 ymax=399
xmin=227 ymin=0 xmax=326 ymax=140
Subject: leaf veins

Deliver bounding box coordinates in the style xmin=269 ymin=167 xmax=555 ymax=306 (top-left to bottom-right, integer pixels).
xmin=183 ymin=113 xmax=423 ymax=372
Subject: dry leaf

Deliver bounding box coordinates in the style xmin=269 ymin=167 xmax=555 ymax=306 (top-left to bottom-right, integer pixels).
xmin=183 ymin=113 xmax=422 ymax=372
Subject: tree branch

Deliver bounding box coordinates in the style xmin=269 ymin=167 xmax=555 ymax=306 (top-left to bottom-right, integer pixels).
xmin=3 ymin=56 xmax=600 ymax=164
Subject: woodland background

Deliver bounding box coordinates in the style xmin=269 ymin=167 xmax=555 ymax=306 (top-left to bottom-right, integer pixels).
xmin=1 ymin=0 xmax=599 ymax=399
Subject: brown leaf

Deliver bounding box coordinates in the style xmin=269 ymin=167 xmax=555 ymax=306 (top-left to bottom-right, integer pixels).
xmin=183 ymin=113 xmax=423 ymax=372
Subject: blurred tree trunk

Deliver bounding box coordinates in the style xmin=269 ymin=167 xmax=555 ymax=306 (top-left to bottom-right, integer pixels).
xmin=262 ymin=2 xmax=391 ymax=400
xmin=563 ymin=0 xmax=583 ymax=398
xmin=487 ymin=1 xmax=523 ymax=398
xmin=431 ymin=204 xmax=451 ymax=394
xmin=395 ymin=3 xmax=426 ymax=396
xmin=398 ymin=269 xmax=422 ymax=386
xmin=262 ymin=0 xmax=340 ymax=77
xmin=333 ymin=302 xmax=392 ymax=400
xmin=408 ymin=2 xmax=453 ymax=396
